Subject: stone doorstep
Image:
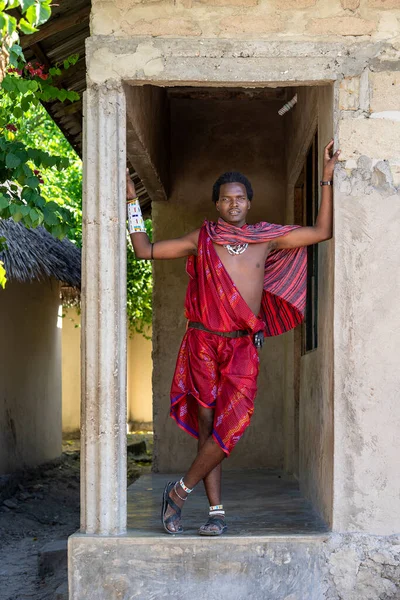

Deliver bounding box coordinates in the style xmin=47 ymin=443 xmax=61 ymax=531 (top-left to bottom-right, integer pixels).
xmin=38 ymin=539 xmax=68 ymax=579
xmin=68 ymin=532 xmax=330 ymax=600
xmin=68 ymin=532 xmax=400 ymax=600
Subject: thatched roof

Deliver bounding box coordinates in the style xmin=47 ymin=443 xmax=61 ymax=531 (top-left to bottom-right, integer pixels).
xmin=0 ymin=219 xmax=81 ymax=288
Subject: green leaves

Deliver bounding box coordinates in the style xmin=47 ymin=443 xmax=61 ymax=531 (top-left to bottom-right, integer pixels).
xmin=8 ymin=43 xmax=25 ymax=67
xmin=126 ymin=220 xmax=153 ymax=334
xmin=5 ymin=152 xmax=21 ymax=168
xmin=0 ymin=11 xmax=16 ymax=35
xmin=0 ymin=124 xmax=76 ymax=237
xmin=0 ymin=0 xmax=53 ymax=58
xmin=39 ymin=84 xmax=79 ymax=103
xmin=1 ymin=75 xmax=38 ymax=95
xmin=42 ymin=203 xmax=58 ymax=226
xmin=0 ymin=260 xmax=7 ymax=289
xmin=21 ymin=95 xmax=32 ymax=112
xmin=25 ymin=174 xmax=39 ymax=188
xmin=25 ymin=3 xmax=50 ymax=27
xmin=0 ymin=195 xmax=10 ymax=211
xmin=18 ymin=17 xmax=38 ymax=34
xmin=0 ymin=3 xmax=83 ymax=247
xmin=19 ymin=0 xmax=37 ymax=11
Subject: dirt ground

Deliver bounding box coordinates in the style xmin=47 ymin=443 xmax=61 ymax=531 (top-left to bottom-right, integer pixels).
xmin=0 ymin=433 xmax=153 ymax=600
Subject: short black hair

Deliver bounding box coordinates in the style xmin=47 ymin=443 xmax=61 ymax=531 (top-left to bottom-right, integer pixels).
xmin=212 ymin=171 xmax=253 ymax=204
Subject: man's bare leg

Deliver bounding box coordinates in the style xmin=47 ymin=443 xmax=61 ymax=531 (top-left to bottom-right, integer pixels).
xmin=197 ymin=406 xmax=224 ymax=533
xmin=163 ymin=406 xmax=226 ymax=533
xmin=198 ymin=405 xmax=222 ymax=506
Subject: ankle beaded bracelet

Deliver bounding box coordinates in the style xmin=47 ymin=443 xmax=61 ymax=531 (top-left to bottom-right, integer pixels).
xmin=174 ymin=483 xmax=187 ymax=502
xmin=209 ymin=504 xmax=225 ymax=516
xmin=179 ymin=478 xmax=193 ymax=494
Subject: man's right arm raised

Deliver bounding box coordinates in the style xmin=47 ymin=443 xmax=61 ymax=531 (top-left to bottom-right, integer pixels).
xmin=126 ymin=170 xmax=199 ymax=260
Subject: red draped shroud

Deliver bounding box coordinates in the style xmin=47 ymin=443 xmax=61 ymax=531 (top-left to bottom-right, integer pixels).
xmin=170 ymin=219 xmax=307 ymax=454
xmin=204 ymin=218 xmax=307 ymax=336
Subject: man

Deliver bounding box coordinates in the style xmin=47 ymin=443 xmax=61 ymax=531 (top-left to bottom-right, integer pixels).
xmin=127 ymin=139 xmax=340 ymax=536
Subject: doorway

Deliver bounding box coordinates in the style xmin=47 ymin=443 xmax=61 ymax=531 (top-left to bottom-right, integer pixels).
xmin=125 ymin=82 xmax=334 ymax=528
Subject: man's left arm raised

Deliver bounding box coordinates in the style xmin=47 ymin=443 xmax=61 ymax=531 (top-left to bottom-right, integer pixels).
xmin=274 ymin=139 xmax=340 ymax=250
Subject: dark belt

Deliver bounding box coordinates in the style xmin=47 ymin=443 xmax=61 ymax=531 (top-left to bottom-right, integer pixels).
xmin=187 ymin=321 xmax=250 ymax=339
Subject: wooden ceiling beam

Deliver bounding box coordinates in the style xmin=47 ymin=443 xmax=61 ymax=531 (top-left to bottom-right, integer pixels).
xmin=20 ymin=6 xmax=90 ymax=49
xmin=30 ymin=42 xmax=51 ymax=67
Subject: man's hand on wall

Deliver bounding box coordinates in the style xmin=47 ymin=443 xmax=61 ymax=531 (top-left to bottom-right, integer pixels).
xmin=126 ymin=168 xmax=137 ymax=200
xmin=323 ymin=139 xmax=340 ymax=181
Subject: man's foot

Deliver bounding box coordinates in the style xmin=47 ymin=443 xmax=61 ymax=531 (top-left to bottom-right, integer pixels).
xmin=161 ymin=481 xmax=187 ymax=534
xmin=198 ymin=515 xmax=227 ymax=536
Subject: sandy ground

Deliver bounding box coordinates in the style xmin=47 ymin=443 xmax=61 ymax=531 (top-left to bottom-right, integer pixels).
xmin=0 ymin=433 xmax=152 ymax=600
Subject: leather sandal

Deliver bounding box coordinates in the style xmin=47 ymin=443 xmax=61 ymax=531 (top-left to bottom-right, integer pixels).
xmin=198 ymin=515 xmax=227 ymax=536
xmin=161 ymin=481 xmax=183 ymax=534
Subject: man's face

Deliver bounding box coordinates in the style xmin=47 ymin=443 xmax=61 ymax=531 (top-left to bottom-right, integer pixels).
xmin=216 ymin=183 xmax=251 ymax=227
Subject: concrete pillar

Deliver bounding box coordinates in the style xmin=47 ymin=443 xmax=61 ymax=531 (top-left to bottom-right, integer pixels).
xmin=81 ymin=83 xmax=127 ymax=534
xmin=332 ymin=73 xmax=400 ymax=535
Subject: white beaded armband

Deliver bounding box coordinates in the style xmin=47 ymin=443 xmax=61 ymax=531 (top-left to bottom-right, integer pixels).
xmin=127 ymin=197 xmax=146 ymax=234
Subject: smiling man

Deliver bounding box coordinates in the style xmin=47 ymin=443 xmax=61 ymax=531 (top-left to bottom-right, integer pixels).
xmin=126 ymin=140 xmax=340 ymax=536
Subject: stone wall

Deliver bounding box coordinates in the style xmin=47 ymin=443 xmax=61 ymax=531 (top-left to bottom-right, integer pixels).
xmin=69 ymin=531 xmax=400 ymax=600
xmin=334 ymin=65 xmax=400 ymax=534
xmin=90 ymin=0 xmax=400 ymax=42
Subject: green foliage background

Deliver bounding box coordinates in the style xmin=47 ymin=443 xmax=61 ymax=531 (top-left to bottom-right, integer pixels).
xmin=10 ymin=102 xmax=83 ymax=244
xmin=127 ymin=221 xmax=153 ymax=336
xmin=1 ymin=101 xmax=153 ymax=334
xmin=0 ymin=0 xmax=152 ymax=332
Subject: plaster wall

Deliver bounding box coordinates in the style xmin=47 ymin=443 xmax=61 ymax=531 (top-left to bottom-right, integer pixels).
xmin=127 ymin=327 xmax=153 ymax=425
xmin=283 ymin=85 xmax=335 ymax=525
xmin=0 ymin=279 xmax=62 ymax=474
xmin=153 ymin=96 xmax=287 ymax=472
xmin=90 ymin=0 xmax=400 ymax=43
xmin=62 ymin=308 xmax=153 ymax=432
xmin=333 ymin=153 xmax=400 ymax=534
xmin=62 ymin=307 xmax=81 ymax=433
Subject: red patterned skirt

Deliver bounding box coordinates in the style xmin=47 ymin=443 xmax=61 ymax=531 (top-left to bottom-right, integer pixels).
xmin=170 ymin=327 xmax=260 ymax=455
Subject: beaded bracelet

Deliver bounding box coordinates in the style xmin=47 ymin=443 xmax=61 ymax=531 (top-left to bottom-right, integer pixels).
xmin=127 ymin=197 xmax=146 ymax=234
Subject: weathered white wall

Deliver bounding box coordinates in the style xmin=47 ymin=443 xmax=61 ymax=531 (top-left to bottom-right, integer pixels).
xmin=90 ymin=0 xmax=400 ymax=44
xmin=153 ymin=96 xmax=287 ymax=472
xmin=62 ymin=309 xmax=153 ymax=432
xmin=333 ymin=70 xmax=400 ymax=534
xmin=0 ymin=279 xmax=61 ymax=474
xmin=62 ymin=307 xmax=81 ymax=433
xmin=127 ymin=327 xmax=153 ymax=425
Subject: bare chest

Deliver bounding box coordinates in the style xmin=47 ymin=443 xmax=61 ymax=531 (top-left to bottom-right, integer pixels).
xmin=213 ymin=241 xmax=270 ymax=275
xmin=212 ymin=241 xmax=271 ymax=314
